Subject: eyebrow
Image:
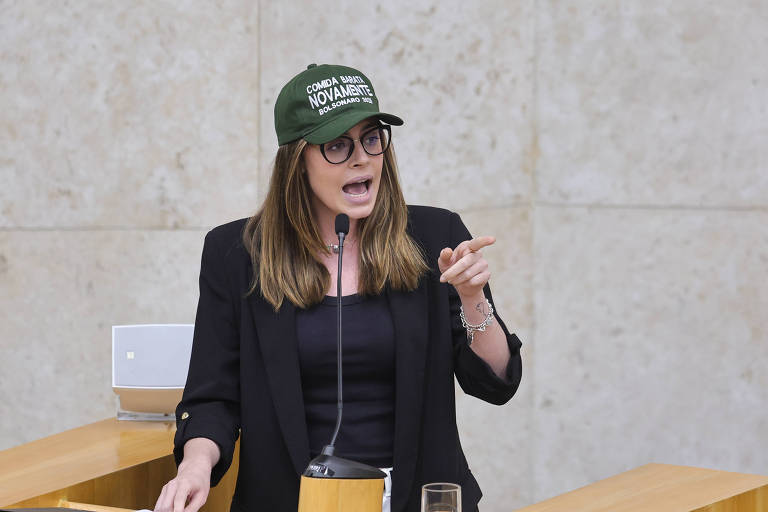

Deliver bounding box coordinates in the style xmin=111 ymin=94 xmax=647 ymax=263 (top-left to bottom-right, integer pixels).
xmin=342 ymin=121 xmax=380 ymax=136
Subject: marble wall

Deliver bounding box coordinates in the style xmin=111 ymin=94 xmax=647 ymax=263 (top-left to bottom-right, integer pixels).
xmin=1 ymin=1 xmax=766 ymax=510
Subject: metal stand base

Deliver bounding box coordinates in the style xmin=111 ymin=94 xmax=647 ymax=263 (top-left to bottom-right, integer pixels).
xmin=117 ymin=410 xmax=175 ymax=421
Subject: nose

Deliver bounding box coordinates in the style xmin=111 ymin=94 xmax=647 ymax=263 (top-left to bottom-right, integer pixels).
xmin=348 ymin=138 xmax=371 ymax=166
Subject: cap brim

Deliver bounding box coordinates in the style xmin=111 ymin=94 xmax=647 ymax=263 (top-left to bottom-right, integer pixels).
xmin=303 ymin=110 xmax=404 ymax=144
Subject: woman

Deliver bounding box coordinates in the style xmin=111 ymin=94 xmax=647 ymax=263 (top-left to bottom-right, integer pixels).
xmin=154 ymin=64 xmax=522 ymax=512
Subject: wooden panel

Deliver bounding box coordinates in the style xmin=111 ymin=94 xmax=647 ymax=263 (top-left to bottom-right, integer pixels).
xmin=0 ymin=418 xmax=174 ymax=506
xmin=0 ymin=418 xmax=239 ymax=511
xmin=691 ymin=484 xmax=768 ymax=512
xmin=7 ymin=456 xmax=175 ymax=509
xmin=515 ymin=464 xmax=768 ymax=512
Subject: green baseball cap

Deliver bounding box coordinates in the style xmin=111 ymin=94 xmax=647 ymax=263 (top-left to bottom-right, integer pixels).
xmin=274 ymin=63 xmax=404 ymax=146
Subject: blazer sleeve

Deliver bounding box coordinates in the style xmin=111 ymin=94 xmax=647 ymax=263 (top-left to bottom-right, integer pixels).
xmin=173 ymin=229 xmax=242 ymax=486
xmin=448 ymin=210 xmax=523 ymax=405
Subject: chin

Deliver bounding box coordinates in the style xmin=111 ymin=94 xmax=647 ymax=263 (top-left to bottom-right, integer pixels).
xmin=343 ymin=204 xmax=375 ymax=220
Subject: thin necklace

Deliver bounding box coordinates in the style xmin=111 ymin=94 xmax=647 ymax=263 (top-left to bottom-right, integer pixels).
xmin=326 ymin=237 xmax=355 ymax=254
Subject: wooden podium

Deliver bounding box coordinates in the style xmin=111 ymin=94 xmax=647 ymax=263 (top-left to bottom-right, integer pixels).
xmin=516 ymin=463 xmax=768 ymax=512
xmin=2 ymin=421 xmax=767 ymax=512
xmin=0 ymin=418 xmax=237 ymax=511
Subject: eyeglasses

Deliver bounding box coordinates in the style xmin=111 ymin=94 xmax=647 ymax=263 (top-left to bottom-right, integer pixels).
xmin=319 ymin=125 xmax=391 ymax=164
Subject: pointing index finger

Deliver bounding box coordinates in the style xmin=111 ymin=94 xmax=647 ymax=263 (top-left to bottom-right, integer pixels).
xmin=468 ymin=236 xmax=496 ymax=252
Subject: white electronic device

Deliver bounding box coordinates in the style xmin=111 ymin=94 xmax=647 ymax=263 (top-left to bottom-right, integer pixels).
xmin=112 ymin=324 xmax=193 ymax=421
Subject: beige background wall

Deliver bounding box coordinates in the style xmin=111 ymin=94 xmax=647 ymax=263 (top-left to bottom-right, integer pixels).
xmin=1 ymin=2 xmax=766 ymax=510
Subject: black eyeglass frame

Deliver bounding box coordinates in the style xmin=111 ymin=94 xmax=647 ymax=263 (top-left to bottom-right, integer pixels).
xmin=318 ymin=124 xmax=392 ymax=164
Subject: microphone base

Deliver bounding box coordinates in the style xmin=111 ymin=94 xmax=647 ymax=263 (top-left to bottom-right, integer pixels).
xmin=303 ymin=453 xmax=386 ymax=479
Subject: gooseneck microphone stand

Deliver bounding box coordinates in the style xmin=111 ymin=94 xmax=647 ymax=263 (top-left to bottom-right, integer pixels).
xmin=297 ymin=214 xmax=386 ymax=512
xmin=327 ymin=212 xmax=347 ymax=455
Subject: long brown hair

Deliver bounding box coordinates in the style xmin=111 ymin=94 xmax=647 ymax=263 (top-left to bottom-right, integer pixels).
xmin=243 ymin=139 xmax=428 ymax=311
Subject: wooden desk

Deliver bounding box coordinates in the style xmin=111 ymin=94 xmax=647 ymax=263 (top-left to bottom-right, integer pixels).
xmin=0 ymin=418 xmax=237 ymax=511
xmin=515 ymin=463 xmax=768 ymax=512
xmin=4 ymin=424 xmax=766 ymax=512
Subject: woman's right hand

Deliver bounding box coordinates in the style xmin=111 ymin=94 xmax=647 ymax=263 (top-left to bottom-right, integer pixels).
xmin=154 ymin=438 xmax=220 ymax=512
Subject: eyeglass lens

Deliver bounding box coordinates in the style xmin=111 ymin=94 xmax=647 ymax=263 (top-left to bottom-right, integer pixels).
xmin=321 ymin=125 xmax=390 ymax=164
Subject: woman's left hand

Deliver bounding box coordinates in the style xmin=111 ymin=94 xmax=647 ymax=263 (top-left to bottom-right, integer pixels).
xmin=438 ymin=236 xmax=496 ymax=299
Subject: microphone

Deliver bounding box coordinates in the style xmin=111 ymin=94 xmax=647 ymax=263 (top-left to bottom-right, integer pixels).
xmin=301 ymin=214 xmax=384 ymax=479
xmin=335 ymin=213 xmax=349 ymax=239
xmin=325 ymin=213 xmax=349 ymax=453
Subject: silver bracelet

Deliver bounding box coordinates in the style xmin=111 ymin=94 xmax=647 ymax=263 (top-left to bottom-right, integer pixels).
xmin=459 ymin=298 xmax=494 ymax=345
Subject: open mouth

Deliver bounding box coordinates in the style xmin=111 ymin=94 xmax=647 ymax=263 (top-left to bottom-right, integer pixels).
xmin=342 ymin=178 xmax=372 ymax=196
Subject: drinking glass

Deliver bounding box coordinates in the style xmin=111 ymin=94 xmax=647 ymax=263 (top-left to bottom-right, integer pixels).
xmin=421 ymin=482 xmax=461 ymax=512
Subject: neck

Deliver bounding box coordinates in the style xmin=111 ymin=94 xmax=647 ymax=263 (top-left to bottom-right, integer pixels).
xmin=318 ymin=214 xmax=359 ymax=244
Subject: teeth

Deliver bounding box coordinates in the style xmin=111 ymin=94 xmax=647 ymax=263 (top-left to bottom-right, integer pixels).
xmin=342 ymin=179 xmax=369 ymax=196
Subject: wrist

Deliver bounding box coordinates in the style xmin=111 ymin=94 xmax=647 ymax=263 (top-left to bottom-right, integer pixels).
xmin=182 ymin=438 xmax=219 ymax=471
xmin=179 ymin=454 xmax=214 ymax=473
xmin=459 ymin=296 xmax=494 ymax=345
xmin=459 ymin=292 xmax=489 ymax=321
xmin=458 ymin=291 xmax=486 ymax=306
xmin=457 ymin=289 xmax=485 ymax=303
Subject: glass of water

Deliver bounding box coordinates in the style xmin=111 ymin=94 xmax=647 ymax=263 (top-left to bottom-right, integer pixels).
xmin=421 ymin=482 xmax=461 ymax=512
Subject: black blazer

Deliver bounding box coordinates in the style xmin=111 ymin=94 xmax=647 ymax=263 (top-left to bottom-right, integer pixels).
xmin=174 ymin=205 xmax=523 ymax=512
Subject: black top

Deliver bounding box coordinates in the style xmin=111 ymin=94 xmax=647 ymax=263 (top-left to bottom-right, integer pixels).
xmin=296 ymin=293 xmax=395 ymax=468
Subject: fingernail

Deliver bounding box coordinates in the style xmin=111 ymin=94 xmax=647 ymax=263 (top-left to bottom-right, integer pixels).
xmin=439 ymin=275 xmax=446 ymax=283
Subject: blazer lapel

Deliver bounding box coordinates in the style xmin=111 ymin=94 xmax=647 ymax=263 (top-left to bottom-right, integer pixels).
xmin=387 ymin=281 xmax=430 ymax=509
xmin=250 ymin=296 xmax=311 ymax=476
